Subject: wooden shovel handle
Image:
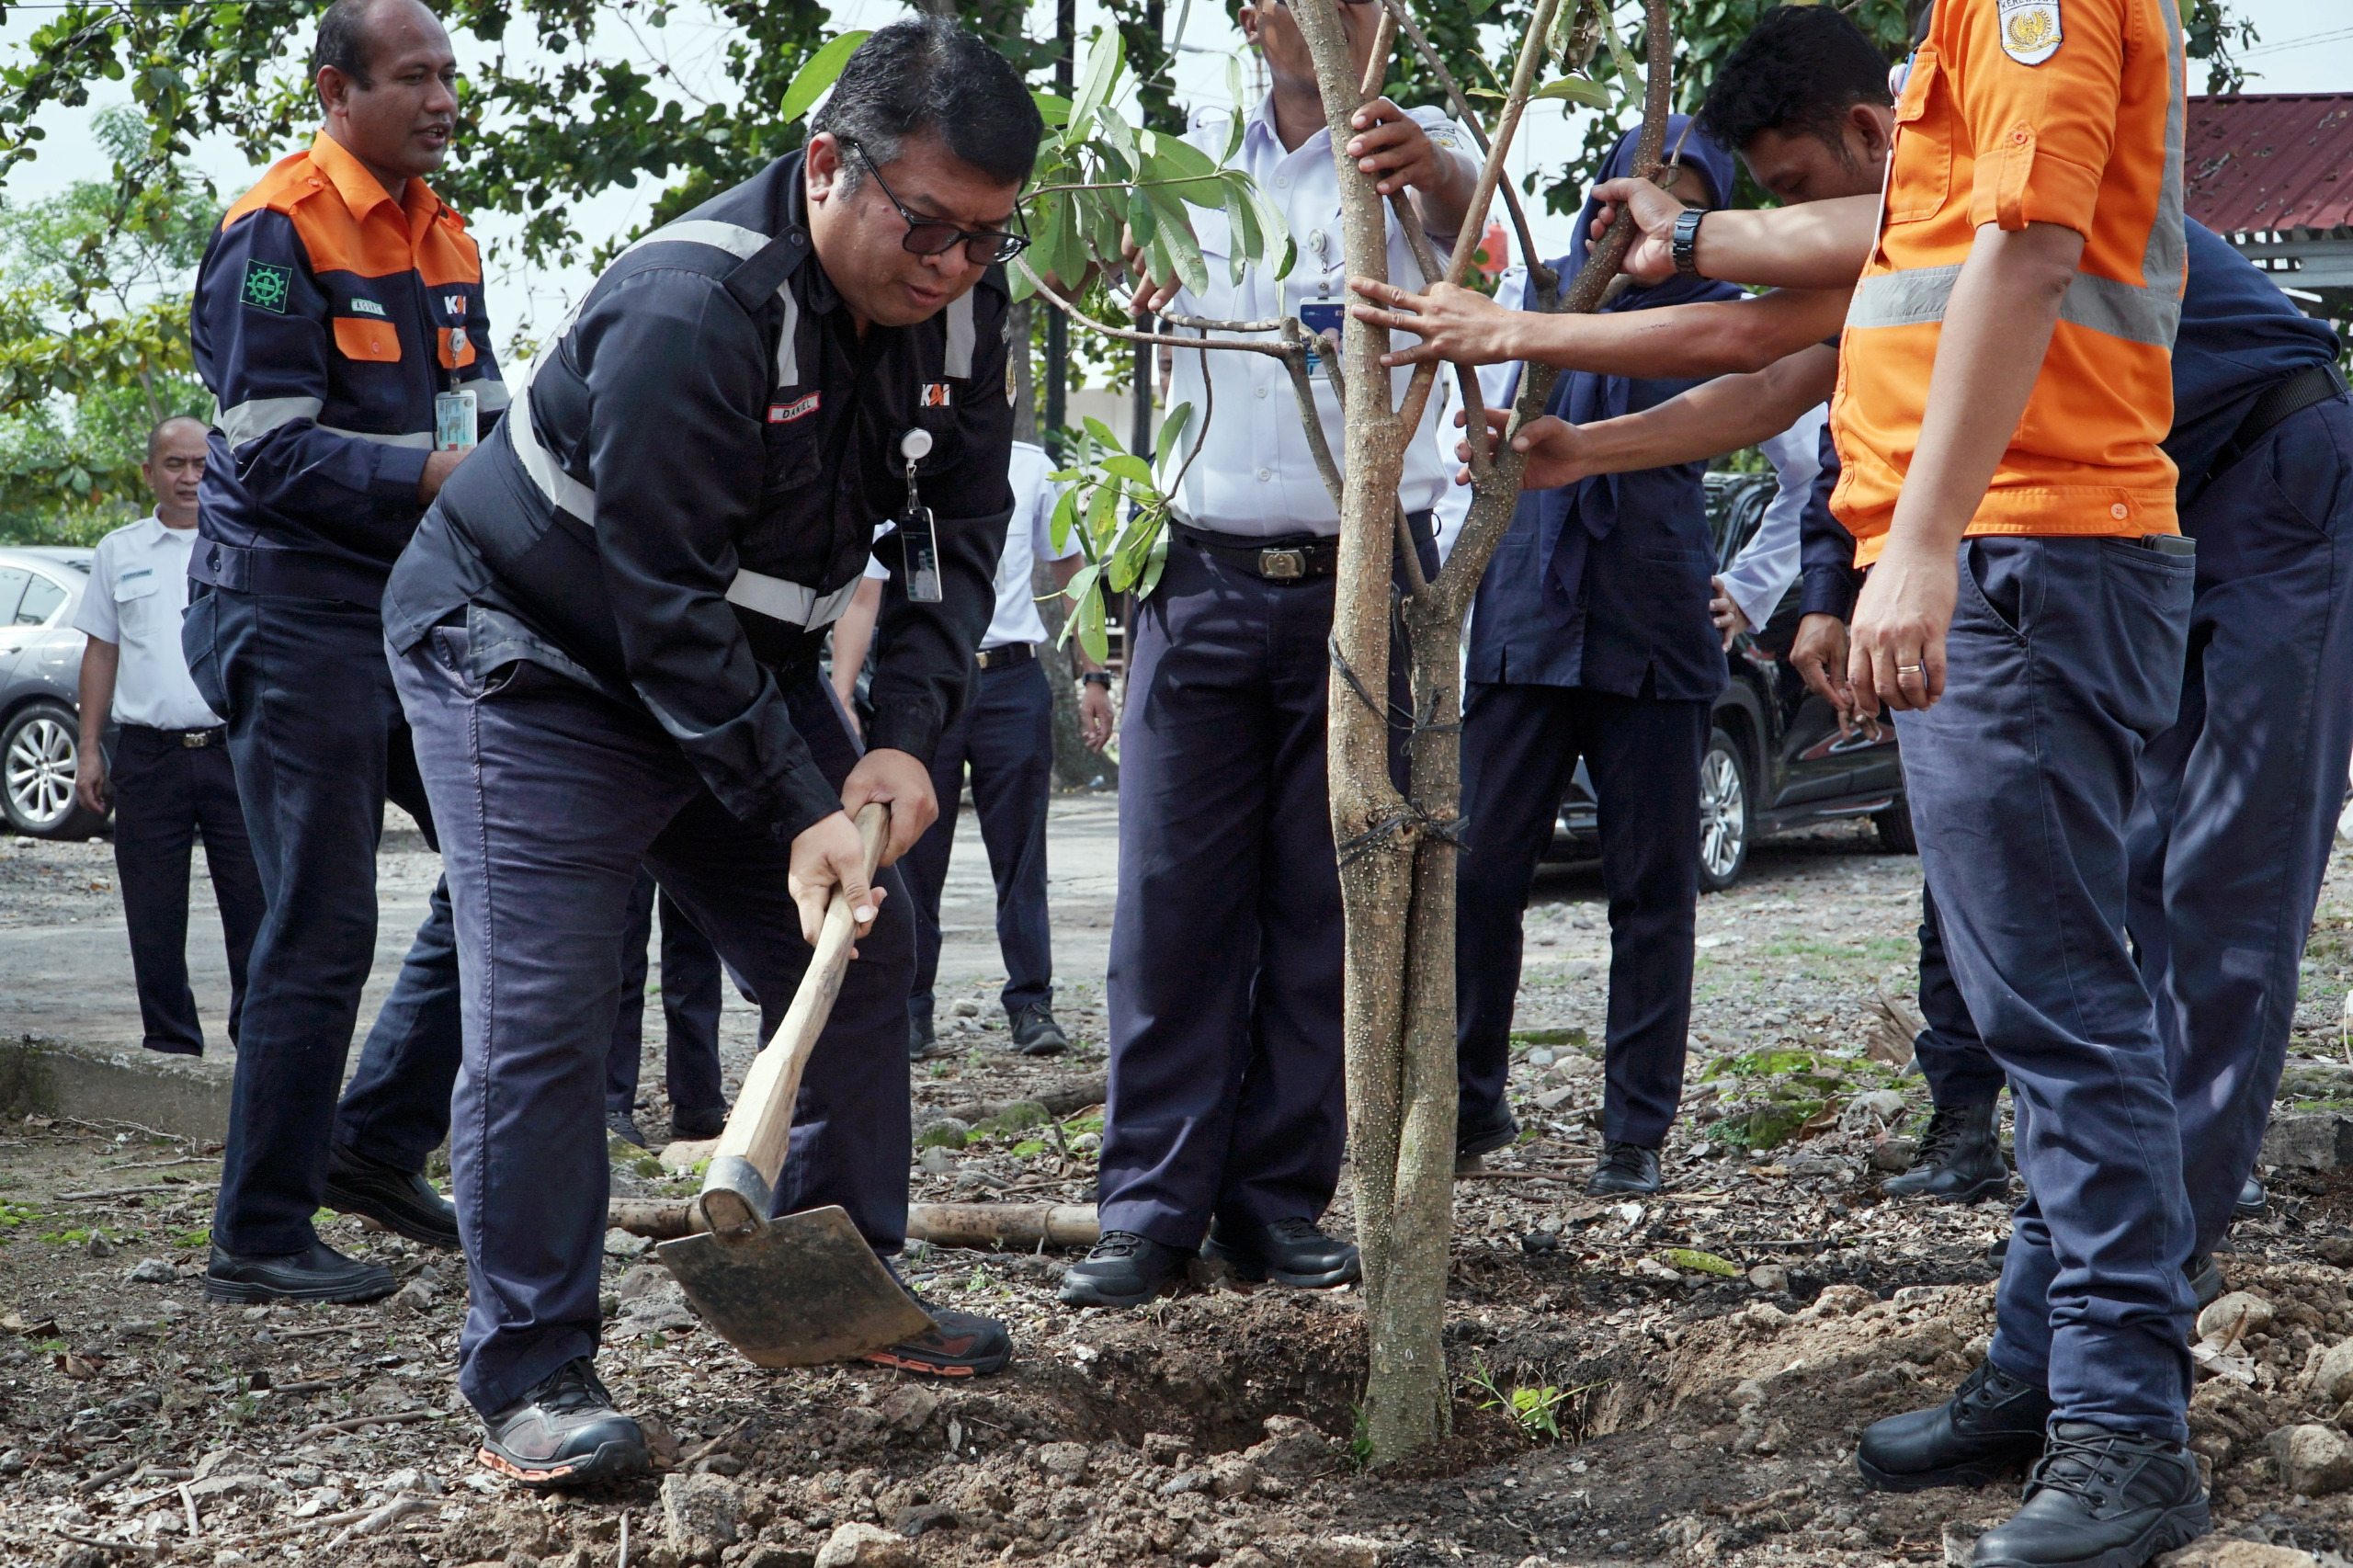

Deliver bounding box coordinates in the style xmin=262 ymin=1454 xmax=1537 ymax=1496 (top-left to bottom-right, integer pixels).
xmin=696 ymin=801 xmax=890 ymax=1237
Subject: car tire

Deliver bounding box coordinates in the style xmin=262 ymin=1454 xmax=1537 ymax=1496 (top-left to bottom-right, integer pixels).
xmin=1873 ymin=794 xmax=1919 ymax=855
xmin=1 ymin=700 xmax=108 ymax=840
xmin=1697 ymin=727 xmax=1752 ymax=893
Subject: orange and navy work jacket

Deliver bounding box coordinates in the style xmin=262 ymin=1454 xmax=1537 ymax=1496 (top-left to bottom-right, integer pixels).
xmin=1829 ymin=0 xmax=2187 ymax=562
xmin=190 ymin=132 xmax=506 ymax=604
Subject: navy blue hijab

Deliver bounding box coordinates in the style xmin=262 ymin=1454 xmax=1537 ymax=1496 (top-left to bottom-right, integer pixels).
xmin=1535 ymin=114 xmax=1740 ymax=625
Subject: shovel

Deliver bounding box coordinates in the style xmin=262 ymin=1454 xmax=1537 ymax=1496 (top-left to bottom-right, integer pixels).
xmin=655 ymin=801 xmax=934 ymax=1367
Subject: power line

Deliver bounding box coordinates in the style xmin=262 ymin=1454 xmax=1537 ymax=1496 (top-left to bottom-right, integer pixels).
xmin=2239 ymin=25 xmax=2353 ymax=57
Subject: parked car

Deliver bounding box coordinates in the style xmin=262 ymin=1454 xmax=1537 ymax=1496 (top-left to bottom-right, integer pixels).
xmin=0 ymin=545 xmax=109 ymax=840
xmin=1550 ymin=472 xmax=1914 ymax=891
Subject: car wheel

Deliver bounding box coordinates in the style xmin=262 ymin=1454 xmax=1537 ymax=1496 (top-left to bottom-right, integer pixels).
xmin=1873 ymin=793 xmax=1919 ymax=855
xmin=1 ymin=701 xmax=107 ymax=840
xmin=1697 ymin=727 xmax=1751 ymax=893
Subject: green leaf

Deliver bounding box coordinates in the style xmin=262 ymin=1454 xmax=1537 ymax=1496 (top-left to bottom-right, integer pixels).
xmin=1662 ymin=1248 xmax=1741 ymax=1278
xmin=1030 ymin=91 xmax=1073 ymax=127
xmin=1602 ymin=4 xmax=1644 ymax=92
xmin=1070 ymin=26 xmax=1123 ymax=134
xmin=1126 ymin=186 xmax=1158 ymax=250
xmin=1144 ymin=187 xmax=1210 ymax=298
xmin=1076 ymin=589 xmax=1110 ymax=666
xmin=1142 ymin=133 xmax=1226 ymax=206
xmin=1102 ymin=452 xmax=1154 ymax=485
xmin=1082 ymin=415 xmax=1124 ymax=455
xmin=1529 ymin=76 xmax=1613 ymax=108
xmin=779 ymin=30 xmax=870 ymax=124
xmin=1154 ymin=400 xmax=1195 ymax=475
xmin=1084 ymin=476 xmax=1120 ymax=540
xmin=1049 ymin=486 xmax=1081 ymax=554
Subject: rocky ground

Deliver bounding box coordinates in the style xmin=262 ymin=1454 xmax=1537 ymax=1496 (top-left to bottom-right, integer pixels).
xmin=6 ymin=820 xmax=2353 ymax=1567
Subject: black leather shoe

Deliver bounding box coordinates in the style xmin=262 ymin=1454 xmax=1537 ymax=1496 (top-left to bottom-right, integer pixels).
xmin=204 ymin=1240 xmax=397 ymax=1304
xmin=323 ymin=1142 xmax=460 ymax=1251
xmin=1457 ymin=1103 xmax=1520 ymax=1165
xmin=604 ymin=1110 xmax=647 ymax=1149
xmin=863 ymin=1293 xmax=1013 ymax=1378
xmin=1586 ymin=1140 xmax=1662 ymax=1196
xmin=1058 ymin=1231 xmax=1190 ymax=1307
xmin=477 ymin=1358 xmax=647 ymax=1489
xmin=908 ymin=1008 xmax=938 ymax=1062
xmin=1970 ymin=1422 xmax=2208 ymax=1567
xmin=666 ymin=1106 xmax=726 ymax=1142
xmin=1009 ymin=1001 xmax=1069 ymax=1058
xmin=1858 ymin=1359 xmax=2054 ymax=1491
xmin=1883 ymin=1100 xmax=2008 ymax=1203
xmin=2184 ymin=1253 xmax=2222 ymax=1310
xmin=2235 ymin=1176 xmax=2267 ymax=1219
xmin=1203 ymin=1215 xmax=1361 ymax=1289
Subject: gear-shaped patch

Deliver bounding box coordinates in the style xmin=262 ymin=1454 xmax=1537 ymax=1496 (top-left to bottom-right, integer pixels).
xmin=240 ymin=259 xmax=292 ymax=313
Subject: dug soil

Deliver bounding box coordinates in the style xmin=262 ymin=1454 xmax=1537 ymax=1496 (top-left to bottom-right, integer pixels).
xmin=6 ymin=822 xmax=2353 ymax=1566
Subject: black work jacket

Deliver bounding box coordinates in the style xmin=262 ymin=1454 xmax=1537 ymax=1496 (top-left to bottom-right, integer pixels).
xmin=384 ymin=152 xmax=1014 ymax=842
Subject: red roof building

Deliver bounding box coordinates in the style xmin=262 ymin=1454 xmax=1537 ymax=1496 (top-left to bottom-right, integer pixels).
xmin=2185 ymin=93 xmax=2353 ymax=323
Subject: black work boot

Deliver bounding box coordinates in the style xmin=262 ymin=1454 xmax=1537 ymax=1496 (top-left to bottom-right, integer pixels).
xmin=908 ymin=1007 xmax=938 ymax=1062
xmin=324 ymin=1141 xmax=461 ymax=1251
xmin=1882 ymin=1099 xmax=2008 ymax=1204
xmin=1202 ymin=1215 xmax=1361 ymax=1289
xmin=2234 ymin=1176 xmax=2267 ymax=1219
xmin=205 ymin=1240 xmax=397 ymax=1305
xmin=1858 ymin=1359 xmax=2055 ymax=1491
xmin=2184 ymin=1253 xmax=2223 ymax=1310
xmin=1970 ymin=1421 xmax=2208 ymax=1567
xmin=1586 ymin=1140 xmax=1662 ymax=1196
xmin=1058 ymin=1231 xmax=1190 ymax=1307
xmin=862 ymin=1289 xmax=1014 ymax=1378
xmin=1456 ymin=1103 xmax=1521 ymax=1167
xmin=666 ymin=1105 xmax=726 ymax=1142
xmin=603 ymin=1110 xmax=647 ymax=1150
xmin=1008 ymin=1001 xmax=1069 ymax=1058
xmin=477 ymin=1358 xmax=648 ymax=1489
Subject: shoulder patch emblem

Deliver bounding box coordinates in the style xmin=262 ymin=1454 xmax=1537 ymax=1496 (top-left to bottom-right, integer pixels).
xmin=444 ymin=294 xmax=468 ymax=317
xmin=920 ymin=382 xmax=952 ymax=408
xmin=240 ymin=259 xmax=292 ymax=313
xmin=1998 ymin=0 xmax=2063 ymax=65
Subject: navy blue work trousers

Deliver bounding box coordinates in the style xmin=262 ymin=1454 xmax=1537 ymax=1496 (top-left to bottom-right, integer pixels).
xmin=606 ymin=870 xmax=726 ymax=1118
xmin=904 ymin=654 xmax=1055 ymax=1021
xmin=1453 ymin=684 xmax=1708 ymax=1150
xmin=108 ymin=726 xmax=265 ymax=1057
xmin=1913 ymin=398 xmax=2353 ymax=1264
xmin=1896 ymin=535 xmax=2197 ymax=1443
xmin=1099 ymin=528 xmax=1432 ymax=1250
xmin=182 ymin=587 xmax=463 ymax=1254
xmin=391 ymin=622 xmax=913 ymax=1418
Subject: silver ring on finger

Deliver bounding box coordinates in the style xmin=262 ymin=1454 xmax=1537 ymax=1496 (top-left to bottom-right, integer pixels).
xmin=1896 ymin=664 xmax=1925 ymax=677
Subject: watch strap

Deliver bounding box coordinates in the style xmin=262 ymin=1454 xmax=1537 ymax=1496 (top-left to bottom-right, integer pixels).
xmin=1671 ymin=207 xmax=1705 ymax=278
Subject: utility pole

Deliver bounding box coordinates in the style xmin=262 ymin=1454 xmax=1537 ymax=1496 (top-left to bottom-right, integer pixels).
xmin=1044 ymin=0 xmax=1076 ymax=460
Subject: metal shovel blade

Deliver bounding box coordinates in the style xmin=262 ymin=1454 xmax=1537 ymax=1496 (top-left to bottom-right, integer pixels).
xmin=656 ymin=1204 xmax=934 ymax=1368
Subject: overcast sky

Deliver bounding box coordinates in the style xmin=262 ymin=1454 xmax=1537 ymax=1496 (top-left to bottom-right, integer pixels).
xmin=1 ymin=0 xmax=2346 ymax=368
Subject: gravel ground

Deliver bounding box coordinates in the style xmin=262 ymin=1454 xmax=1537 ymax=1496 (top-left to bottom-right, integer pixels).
xmin=4 ymin=818 xmax=2353 ymax=1567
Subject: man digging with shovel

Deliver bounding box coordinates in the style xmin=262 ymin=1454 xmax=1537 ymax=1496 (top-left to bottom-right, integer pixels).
xmin=380 ymin=19 xmax=1035 ymax=1487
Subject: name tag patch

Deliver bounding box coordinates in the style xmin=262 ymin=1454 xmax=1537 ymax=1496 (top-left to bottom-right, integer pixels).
xmin=1998 ymin=0 xmax=2063 ymax=64
xmin=768 ymin=392 xmax=821 ymax=424
xmin=351 ymin=298 xmax=387 ymax=317
xmin=920 ymin=382 xmax=952 ymax=407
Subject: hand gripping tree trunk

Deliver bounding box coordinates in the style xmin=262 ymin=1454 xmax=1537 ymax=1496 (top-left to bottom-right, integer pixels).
xmin=1284 ymin=0 xmax=1676 ymax=1463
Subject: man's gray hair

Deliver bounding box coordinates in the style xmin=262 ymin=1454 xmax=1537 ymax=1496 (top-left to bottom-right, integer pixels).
xmin=809 ymin=17 xmax=1042 ymax=195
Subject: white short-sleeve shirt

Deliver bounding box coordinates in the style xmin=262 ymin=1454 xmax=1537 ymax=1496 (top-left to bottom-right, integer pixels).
xmin=70 ymin=515 xmax=221 ymax=731
xmin=863 ymin=441 xmax=1077 ymax=649
xmin=1162 ymin=97 xmax=1479 ymax=539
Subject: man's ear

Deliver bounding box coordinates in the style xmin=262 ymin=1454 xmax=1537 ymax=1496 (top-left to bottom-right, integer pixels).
xmin=1236 ymin=2 xmax=1262 ymax=50
xmin=805 ymin=131 xmax=842 ymax=204
xmin=316 ymin=66 xmax=350 ymax=117
xmin=1851 ymin=102 xmax=1894 ymax=165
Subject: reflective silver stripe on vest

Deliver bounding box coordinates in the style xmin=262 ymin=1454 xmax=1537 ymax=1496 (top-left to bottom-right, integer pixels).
xmin=320 ymin=426 xmax=437 ymax=449
xmin=1847 ymin=263 xmax=2182 ymax=347
xmin=723 ymin=568 xmax=863 ymax=630
xmin=944 ymin=290 xmax=974 ymax=379
xmin=472 ymin=380 xmax=512 ymax=413
xmin=506 ymin=218 xmax=801 ymax=527
xmin=214 ymin=395 xmax=325 ymax=447
xmin=2143 ymin=7 xmax=2188 ymax=301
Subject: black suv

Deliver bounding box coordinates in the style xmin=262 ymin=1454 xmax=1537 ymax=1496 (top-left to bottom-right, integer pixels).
xmin=1550 ymin=472 xmax=1914 ymax=890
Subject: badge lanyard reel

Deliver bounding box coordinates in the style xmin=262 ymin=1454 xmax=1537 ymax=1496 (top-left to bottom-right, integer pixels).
xmin=896 ymin=428 xmax=944 ymax=603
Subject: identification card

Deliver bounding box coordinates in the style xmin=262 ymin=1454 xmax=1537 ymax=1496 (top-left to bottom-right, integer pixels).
xmin=434 ymin=388 xmax=479 ymax=452
xmin=899 ymin=506 xmax=944 ymax=604
xmin=1299 ymin=300 xmax=1345 ymax=373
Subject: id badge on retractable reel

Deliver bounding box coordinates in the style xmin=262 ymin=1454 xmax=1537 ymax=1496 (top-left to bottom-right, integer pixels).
xmin=897 ymin=428 xmax=944 ymax=603
xmin=434 ymin=387 xmax=479 ymax=451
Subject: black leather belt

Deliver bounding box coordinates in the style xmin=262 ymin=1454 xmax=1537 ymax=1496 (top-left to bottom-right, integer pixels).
xmin=2207 ymin=360 xmax=2349 ymax=492
xmin=124 ymin=724 xmax=226 ymax=748
xmin=1178 ymin=511 xmax=1434 ymax=584
xmin=975 ymin=642 xmax=1034 ymax=670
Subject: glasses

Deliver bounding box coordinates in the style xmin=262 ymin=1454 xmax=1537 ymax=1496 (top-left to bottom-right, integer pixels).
xmin=842 ymin=139 xmax=1030 ymax=267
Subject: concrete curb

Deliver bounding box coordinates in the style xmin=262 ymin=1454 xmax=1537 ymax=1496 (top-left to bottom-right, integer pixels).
xmin=0 ymin=1033 xmax=232 ymax=1142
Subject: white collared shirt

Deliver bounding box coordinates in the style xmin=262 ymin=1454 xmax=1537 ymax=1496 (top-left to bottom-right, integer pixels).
xmin=1719 ymin=403 xmax=1830 ymax=632
xmin=864 ymin=441 xmax=1077 ymax=648
xmin=71 ymin=514 xmax=222 ymax=731
xmin=1164 ymin=96 xmax=1478 ymax=539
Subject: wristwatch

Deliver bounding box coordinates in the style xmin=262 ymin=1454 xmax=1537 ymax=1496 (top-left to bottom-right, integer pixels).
xmin=1079 ymin=671 xmax=1112 ymax=687
xmin=1670 ymin=207 xmax=1706 ymax=278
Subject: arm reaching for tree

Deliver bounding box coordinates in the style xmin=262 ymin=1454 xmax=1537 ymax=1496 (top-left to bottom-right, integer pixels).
xmin=1461 ymin=342 xmax=1839 ymax=489
xmin=1347 ymin=278 xmax=1850 ymax=378
xmin=1590 ymin=179 xmax=1881 ymax=290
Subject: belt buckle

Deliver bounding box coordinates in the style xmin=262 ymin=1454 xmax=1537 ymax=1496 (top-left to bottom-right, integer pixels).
xmin=180 ymin=731 xmax=210 ymax=749
xmin=976 ymin=649 xmax=995 ymax=670
xmin=1258 ymin=547 xmax=1307 ymax=581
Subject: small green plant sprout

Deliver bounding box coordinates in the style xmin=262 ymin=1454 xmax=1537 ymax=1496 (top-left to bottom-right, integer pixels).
xmin=1661 ymin=1248 xmax=1740 ymax=1278
xmin=1467 ymin=1359 xmax=1575 ymax=1443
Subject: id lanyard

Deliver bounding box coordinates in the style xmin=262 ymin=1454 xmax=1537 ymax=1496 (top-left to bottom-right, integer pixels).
xmin=897 ymin=428 xmax=944 ymax=603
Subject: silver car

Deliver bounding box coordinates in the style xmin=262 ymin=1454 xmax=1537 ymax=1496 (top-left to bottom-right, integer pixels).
xmin=0 ymin=545 xmax=108 ymax=840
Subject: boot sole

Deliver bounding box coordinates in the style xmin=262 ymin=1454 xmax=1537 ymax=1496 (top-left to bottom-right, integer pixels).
xmin=1856 ymin=1444 xmax=2041 ymax=1493
xmin=1970 ymin=1498 xmax=2210 ymax=1568
xmin=323 ymin=1181 xmax=461 ymax=1253
xmin=1199 ymin=1242 xmax=1362 ymax=1290
xmin=204 ymin=1270 xmax=398 ymax=1306
xmin=1882 ymin=1172 xmax=2009 ymax=1206
xmin=1057 ymin=1271 xmax=1180 ymax=1309
xmin=477 ymin=1434 xmax=650 ymax=1490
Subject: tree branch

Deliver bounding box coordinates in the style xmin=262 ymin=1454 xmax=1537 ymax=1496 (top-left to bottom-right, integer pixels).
xmin=1278 ymin=320 xmax=1347 ymax=513
xmin=1019 ymin=262 xmax=1290 ymax=357
xmin=1378 ymin=0 xmax=1545 ymax=290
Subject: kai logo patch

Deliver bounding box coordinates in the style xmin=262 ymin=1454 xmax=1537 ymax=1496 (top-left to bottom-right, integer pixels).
xmin=444 ymin=294 xmax=468 ymax=317
xmin=920 ymin=382 xmax=952 ymax=408
xmin=1998 ymin=0 xmax=2063 ymax=64
xmin=240 ymin=259 xmax=292 ymax=313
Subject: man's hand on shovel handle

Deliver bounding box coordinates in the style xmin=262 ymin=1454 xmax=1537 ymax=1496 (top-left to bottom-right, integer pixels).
xmin=789 ymin=812 xmax=883 ymax=949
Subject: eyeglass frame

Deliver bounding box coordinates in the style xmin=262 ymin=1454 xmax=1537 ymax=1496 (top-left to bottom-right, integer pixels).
xmin=837 ymin=138 xmax=1031 ymax=267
